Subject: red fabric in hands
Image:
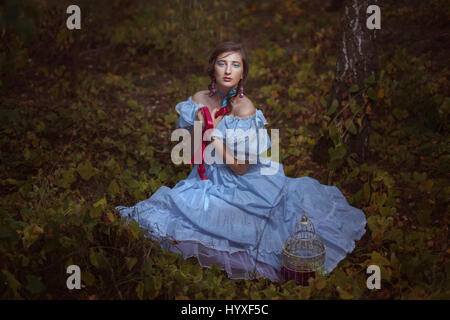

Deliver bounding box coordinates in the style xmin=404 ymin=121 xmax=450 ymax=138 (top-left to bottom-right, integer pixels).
xmin=190 ymin=106 xmax=230 ymax=180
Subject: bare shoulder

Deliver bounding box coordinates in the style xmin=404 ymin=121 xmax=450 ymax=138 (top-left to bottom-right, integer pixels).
xmin=234 ymin=96 xmax=256 ymax=118
xmin=192 ymin=90 xmax=210 ymax=105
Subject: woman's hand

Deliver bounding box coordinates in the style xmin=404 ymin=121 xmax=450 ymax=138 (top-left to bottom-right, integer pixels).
xmin=211 ymin=107 xmax=224 ymax=129
xmin=195 ymin=108 xmax=205 ymax=130
xmin=196 ymin=107 xmax=224 ymax=130
xmin=204 ymin=108 xmax=223 ymax=144
xmin=203 ymin=108 xmax=224 ymax=141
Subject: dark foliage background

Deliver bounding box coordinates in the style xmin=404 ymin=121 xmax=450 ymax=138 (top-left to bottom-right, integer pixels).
xmin=0 ymin=0 xmax=448 ymax=299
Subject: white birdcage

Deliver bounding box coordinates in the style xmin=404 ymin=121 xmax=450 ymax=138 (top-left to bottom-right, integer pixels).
xmin=281 ymin=211 xmax=326 ymax=285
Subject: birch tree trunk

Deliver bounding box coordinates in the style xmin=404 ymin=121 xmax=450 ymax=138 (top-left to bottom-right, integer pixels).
xmin=330 ymin=0 xmax=379 ymax=163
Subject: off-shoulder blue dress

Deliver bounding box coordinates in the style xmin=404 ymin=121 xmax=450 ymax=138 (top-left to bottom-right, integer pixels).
xmin=116 ymin=96 xmax=366 ymax=282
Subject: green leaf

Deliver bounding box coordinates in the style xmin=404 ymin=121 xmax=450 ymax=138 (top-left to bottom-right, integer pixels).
xmin=5 ymin=178 xmax=20 ymax=185
xmin=77 ymin=161 xmax=97 ymax=181
xmin=326 ymin=99 xmax=338 ymax=116
xmin=347 ymin=167 xmax=360 ymax=179
xmin=89 ymin=206 xmax=102 ymax=219
xmin=104 ymin=211 xmax=116 ymax=224
xmin=25 ymin=275 xmax=46 ymax=294
xmin=93 ymin=197 xmax=107 ymax=208
xmin=349 ymin=98 xmax=362 ymax=115
xmin=56 ymin=168 xmax=76 ymax=189
xmin=336 ymin=286 xmax=353 ymax=299
xmin=329 ymin=144 xmax=347 ymax=161
xmin=89 ymin=250 xmax=100 ymax=268
xmin=392 ymin=108 xmax=404 ymax=120
xmin=413 ymin=171 xmax=427 ymax=182
xmin=363 ymin=182 xmax=370 ymax=203
xmin=345 ymin=119 xmax=357 ymax=135
xmin=171 ymin=270 xmax=189 ymax=286
xmin=262 ymin=287 xmax=278 ymax=299
xmin=2 ymin=269 xmax=21 ymax=293
xmin=314 ymin=275 xmax=327 ymax=290
xmin=367 ymin=215 xmax=378 ymax=233
xmin=379 ymin=205 xmax=396 ymax=217
xmin=126 ymin=257 xmax=138 ymax=271
xmin=194 ymin=292 xmax=206 ymax=299
xmin=144 ymin=276 xmax=160 ymax=299
xmin=250 ymin=291 xmax=262 ymax=299
xmin=22 ymin=224 xmax=44 ymax=249
xmin=107 ymin=179 xmax=120 ymax=197
xmin=15 ymin=15 xmax=37 ymax=42
xmin=0 ymin=228 xmax=16 ymax=239
xmin=82 ymin=271 xmax=96 ymax=286
xmin=97 ymin=109 xmax=107 ymax=120
xmin=391 ymin=80 xmax=398 ymax=90
xmin=370 ymin=251 xmax=390 ymax=267
xmin=158 ymin=171 xmax=168 ymax=182
xmin=349 ymin=85 xmax=359 ymax=93
xmin=127 ymin=99 xmax=142 ymax=111
xmin=58 ymin=236 xmax=74 ymax=248
xmin=129 ymin=220 xmax=143 ymax=239
xmin=365 ymin=72 xmax=376 ymax=85
xmin=328 ymin=124 xmax=339 ymax=145
xmin=136 ymin=281 xmax=144 ymax=300
xmin=367 ymin=87 xmax=377 ymax=101
xmin=385 ymin=229 xmax=403 ymax=245
xmin=288 ymin=85 xmax=300 ymax=99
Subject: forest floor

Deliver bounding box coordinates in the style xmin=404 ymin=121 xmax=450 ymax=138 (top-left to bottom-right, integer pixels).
xmin=0 ymin=0 xmax=448 ymax=299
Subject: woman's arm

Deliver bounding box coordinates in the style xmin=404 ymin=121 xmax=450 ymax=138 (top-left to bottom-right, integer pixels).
xmin=210 ymin=138 xmax=250 ymax=175
xmin=188 ymin=108 xmax=205 ymax=161
xmin=209 ymin=99 xmax=256 ymax=176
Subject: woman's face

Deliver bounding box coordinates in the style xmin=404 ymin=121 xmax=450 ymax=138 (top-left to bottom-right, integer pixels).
xmin=214 ymin=51 xmax=243 ymax=91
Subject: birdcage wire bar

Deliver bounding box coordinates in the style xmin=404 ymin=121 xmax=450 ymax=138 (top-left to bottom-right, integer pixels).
xmin=281 ymin=211 xmax=326 ymax=285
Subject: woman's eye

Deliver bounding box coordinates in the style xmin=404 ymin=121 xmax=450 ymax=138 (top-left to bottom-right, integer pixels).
xmin=233 ymin=64 xmax=240 ymax=67
xmin=218 ymin=62 xmax=225 ymax=66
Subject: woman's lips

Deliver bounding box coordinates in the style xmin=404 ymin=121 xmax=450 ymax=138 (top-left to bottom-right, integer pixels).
xmin=224 ymin=77 xmax=232 ymax=82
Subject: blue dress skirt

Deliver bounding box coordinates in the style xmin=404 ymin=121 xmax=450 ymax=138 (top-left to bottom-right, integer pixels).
xmin=115 ymin=96 xmax=367 ymax=282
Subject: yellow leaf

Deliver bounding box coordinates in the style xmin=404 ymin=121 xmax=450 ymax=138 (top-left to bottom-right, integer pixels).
xmin=94 ymin=198 xmax=107 ymax=208
xmin=125 ymin=257 xmax=138 ymax=271
xmin=104 ymin=212 xmax=115 ymax=224
xmin=82 ymin=271 xmax=96 ymax=286
xmin=336 ymin=286 xmax=354 ymax=300
xmin=370 ymin=251 xmax=391 ymax=266
xmin=23 ymin=224 xmax=44 ymax=248
xmin=377 ymin=87 xmax=385 ymax=99
xmin=314 ymin=276 xmax=327 ymax=290
xmin=107 ymin=180 xmax=120 ymax=197
xmin=24 ymin=223 xmax=44 ymax=237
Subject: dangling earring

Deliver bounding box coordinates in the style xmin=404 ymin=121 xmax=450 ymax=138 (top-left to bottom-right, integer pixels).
xmin=210 ymin=78 xmax=216 ymax=96
xmin=239 ymin=80 xmax=244 ymax=98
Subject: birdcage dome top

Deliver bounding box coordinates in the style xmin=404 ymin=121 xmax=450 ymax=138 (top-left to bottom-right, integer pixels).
xmin=282 ymin=211 xmax=326 ymax=273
